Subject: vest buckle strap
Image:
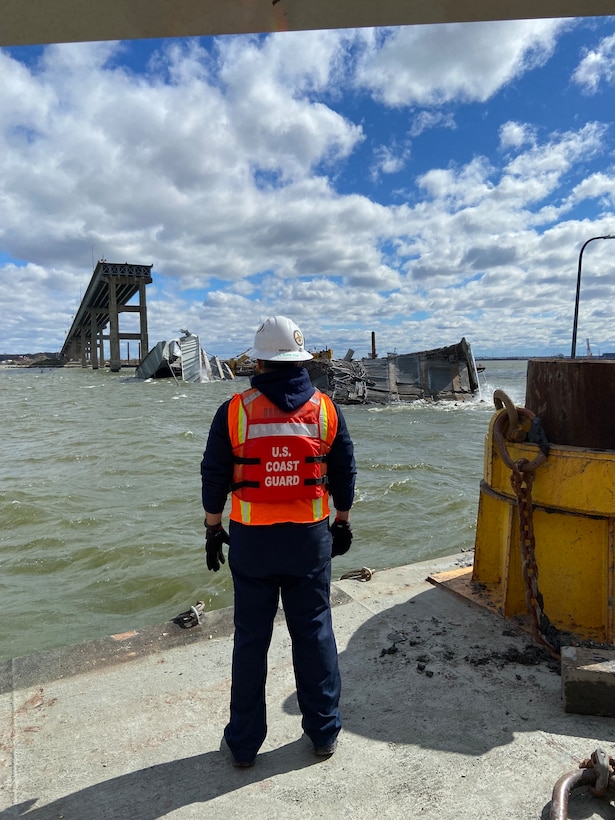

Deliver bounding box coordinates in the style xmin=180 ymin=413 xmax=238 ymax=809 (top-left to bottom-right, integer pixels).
xmin=231 ymin=480 xmax=260 ymax=491
xmin=304 ymin=476 xmax=328 ymax=486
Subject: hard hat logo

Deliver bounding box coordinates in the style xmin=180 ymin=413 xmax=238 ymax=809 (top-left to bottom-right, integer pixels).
xmin=249 ymin=316 xmax=313 ymax=362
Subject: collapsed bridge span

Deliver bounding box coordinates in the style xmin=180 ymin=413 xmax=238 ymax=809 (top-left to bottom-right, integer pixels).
xmin=60 ymin=261 xmax=153 ymax=372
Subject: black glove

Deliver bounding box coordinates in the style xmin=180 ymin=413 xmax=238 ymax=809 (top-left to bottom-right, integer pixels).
xmin=331 ymin=519 xmax=353 ymax=557
xmin=205 ymin=523 xmax=230 ymax=571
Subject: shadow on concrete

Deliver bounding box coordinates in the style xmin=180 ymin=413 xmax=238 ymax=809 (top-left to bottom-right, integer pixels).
xmin=0 ymin=738 xmax=320 ymax=820
xmin=284 ymin=585 xmax=612 ymax=755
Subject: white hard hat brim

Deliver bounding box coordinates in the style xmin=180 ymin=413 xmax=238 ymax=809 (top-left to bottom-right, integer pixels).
xmin=249 ymin=347 xmax=313 ymax=362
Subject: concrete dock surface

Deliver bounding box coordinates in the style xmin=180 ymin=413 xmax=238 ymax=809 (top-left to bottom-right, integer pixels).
xmin=2 ymin=553 xmax=615 ymax=820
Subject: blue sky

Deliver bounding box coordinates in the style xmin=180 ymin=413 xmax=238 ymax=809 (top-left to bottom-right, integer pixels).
xmin=2 ymin=17 xmax=615 ymax=359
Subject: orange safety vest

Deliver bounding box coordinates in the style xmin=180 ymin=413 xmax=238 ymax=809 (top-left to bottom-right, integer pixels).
xmin=227 ymin=387 xmax=338 ymax=525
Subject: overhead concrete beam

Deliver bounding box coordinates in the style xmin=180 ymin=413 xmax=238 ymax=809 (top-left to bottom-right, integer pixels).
xmin=0 ymin=0 xmax=612 ymax=48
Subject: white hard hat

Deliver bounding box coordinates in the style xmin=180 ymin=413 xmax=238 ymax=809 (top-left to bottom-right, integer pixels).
xmin=249 ymin=316 xmax=313 ymax=362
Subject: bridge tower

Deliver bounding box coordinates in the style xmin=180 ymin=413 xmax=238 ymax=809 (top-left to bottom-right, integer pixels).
xmin=60 ymin=262 xmax=153 ymax=372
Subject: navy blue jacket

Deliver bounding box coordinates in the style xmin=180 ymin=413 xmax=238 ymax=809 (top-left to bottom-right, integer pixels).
xmin=201 ymin=366 xmax=356 ymax=517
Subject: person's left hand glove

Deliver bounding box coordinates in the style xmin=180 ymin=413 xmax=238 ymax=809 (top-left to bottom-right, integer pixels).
xmin=331 ymin=519 xmax=353 ymax=557
xmin=205 ymin=523 xmax=230 ymax=571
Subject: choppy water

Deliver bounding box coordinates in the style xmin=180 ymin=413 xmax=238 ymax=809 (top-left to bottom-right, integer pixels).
xmin=0 ymin=360 xmax=527 ymax=661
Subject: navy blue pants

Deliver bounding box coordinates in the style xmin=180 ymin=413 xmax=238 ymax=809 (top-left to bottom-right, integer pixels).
xmin=224 ymin=519 xmax=342 ymax=762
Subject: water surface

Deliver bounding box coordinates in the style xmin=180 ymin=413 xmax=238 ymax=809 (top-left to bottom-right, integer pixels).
xmin=0 ymin=360 xmax=527 ymax=660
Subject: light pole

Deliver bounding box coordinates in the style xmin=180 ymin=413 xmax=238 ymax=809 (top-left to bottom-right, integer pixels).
xmin=570 ymin=234 xmax=615 ymax=359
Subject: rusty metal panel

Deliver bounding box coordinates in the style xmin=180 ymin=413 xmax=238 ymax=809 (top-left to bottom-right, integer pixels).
xmin=525 ymin=358 xmax=615 ymax=449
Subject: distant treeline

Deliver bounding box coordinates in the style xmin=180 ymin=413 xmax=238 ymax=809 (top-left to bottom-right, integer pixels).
xmin=0 ymin=352 xmax=60 ymax=361
xmin=478 ymin=354 xmax=615 ymax=360
xmin=476 ymin=356 xmax=529 ymax=361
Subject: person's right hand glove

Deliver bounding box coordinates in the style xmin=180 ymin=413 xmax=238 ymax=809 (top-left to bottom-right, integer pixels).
xmin=205 ymin=523 xmax=230 ymax=571
xmin=331 ymin=519 xmax=353 ymax=557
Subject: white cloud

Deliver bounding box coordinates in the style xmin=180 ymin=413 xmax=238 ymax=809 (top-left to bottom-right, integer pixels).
xmin=408 ymin=111 xmax=456 ymax=138
xmin=354 ymin=19 xmax=567 ymax=107
xmin=572 ymin=32 xmax=615 ymax=93
xmin=416 ymin=157 xmax=494 ymax=209
xmin=567 ymin=171 xmax=615 ymax=209
xmin=370 ymin=142 xmax=411 ymax=179
xmin=499 ymin=121 xmax=536 ymax=151
xmin=499 ymin=122 xmax=606 ymax=210
xmin=217 ymin=31 xmax=362 ymax=180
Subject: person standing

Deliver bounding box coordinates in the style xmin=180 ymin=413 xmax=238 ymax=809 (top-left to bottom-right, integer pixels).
xmin=201 ymin=315 xmax=356 ymax=768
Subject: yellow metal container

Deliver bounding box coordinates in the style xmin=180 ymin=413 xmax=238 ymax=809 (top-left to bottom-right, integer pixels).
xmin=473 ymin=408 xmax=615 ymax=643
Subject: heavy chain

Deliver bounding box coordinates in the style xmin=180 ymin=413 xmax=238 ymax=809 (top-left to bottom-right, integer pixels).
xmin=492 ymin=392 xmax=557 ymax=658
xmin=509 ymin=462 xmax=561 ymax=659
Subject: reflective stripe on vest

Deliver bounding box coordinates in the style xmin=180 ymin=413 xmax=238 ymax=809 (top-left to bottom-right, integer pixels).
xmin=248 ymin=421 xmax=320 ymax=439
